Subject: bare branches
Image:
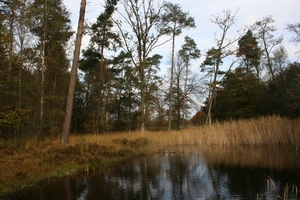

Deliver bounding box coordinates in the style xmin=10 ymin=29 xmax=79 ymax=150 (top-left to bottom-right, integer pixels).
xmin=202 ymin=9 xmax=241 ymax=126
xmin=251 ymin=15 xmax=283 ymax=81
xmin=286 ymin=23 xmax=300 ymax=45
xmin=112 ymin=0 xmax=166 ymax=134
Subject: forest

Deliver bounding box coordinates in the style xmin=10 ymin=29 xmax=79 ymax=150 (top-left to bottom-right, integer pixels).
xmin=0 ymin=0 xmax=299 ymax=144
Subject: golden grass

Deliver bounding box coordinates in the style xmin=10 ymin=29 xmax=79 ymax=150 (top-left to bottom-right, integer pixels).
xmin=145 ymin=115 xmax=300 ymax=149
xmin=24 ymin=115 xmax=298 ymax=152
xmin=40 ymin=115 xmax=298 ymax=157
xmin=0 ymin=115 xmax=299 ymax=197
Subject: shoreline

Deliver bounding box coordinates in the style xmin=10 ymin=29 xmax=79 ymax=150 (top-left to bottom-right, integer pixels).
xmin=1 ymin=116 xmax=299 ymax=197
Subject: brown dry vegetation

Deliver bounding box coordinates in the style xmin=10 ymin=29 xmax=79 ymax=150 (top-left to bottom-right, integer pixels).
xmin=0 ymin=115 xmax=299 ymax=197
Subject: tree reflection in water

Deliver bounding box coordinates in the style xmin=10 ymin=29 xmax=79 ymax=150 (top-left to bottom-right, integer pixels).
xmin=10 ymin=147 xmax=300 ymax=200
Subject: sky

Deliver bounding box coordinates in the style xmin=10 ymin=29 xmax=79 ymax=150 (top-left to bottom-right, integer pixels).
xmin=63 ymin=0 xmax=300 ymax=75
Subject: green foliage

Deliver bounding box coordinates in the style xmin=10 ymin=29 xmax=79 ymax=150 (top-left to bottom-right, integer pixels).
xmin=160 ymin=2 xmax=196 ymax=36
xmin=212 ymin=67 xmax=264 ymax=120
xmin=89 ymin=2 xmax=120 ymax=51
xmin=79 ymin=48 xmax=100 ymax=71
xmin=201 ymin=62 xmax=300 ymax=121
xmin=237 ymin=30 xmax=261 ymax=76
xmin=0 ymin=108 xmax=32 ymax=138
xmin=0 ymin=108 xmax=31 ymax=126
xmin=201 ymin=47 xmax=224 ymax=73
xmin=264 ymin=62 xmax=300 ymax=118
xmin=0 ymin=0 xmax=73 ymax=140
xmin=179 ymin=36 xmax=200 ymax=62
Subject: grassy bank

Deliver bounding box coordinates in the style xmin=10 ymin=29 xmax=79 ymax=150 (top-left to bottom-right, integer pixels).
xmin=0 ymin=115 xmax=299 ymax=197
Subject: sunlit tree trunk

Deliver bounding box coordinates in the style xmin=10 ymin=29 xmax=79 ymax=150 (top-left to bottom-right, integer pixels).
xmin=206 ymin=73 xmax=217 ymax=127
xmin=62 ymin=0 xmax=86 ymax=144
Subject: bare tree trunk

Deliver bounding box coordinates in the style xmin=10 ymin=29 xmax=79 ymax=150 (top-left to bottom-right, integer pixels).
xmin=61 ymin=0 xmax=86 ymax=144
xmin=100 ymin=44 xmax=106 ymax=133
xmin=205 ymin=77 xmax=217 ymax=127
xmin=40 ymin=30 xmax=46 ymax=123
xmin=203 ymin=10 xmax=239 ymax=126
xmin=7 ymin=5 xmax=15 ymax=82
xmin=263 ymin=38 xmax=275 ymax=81
xmin=182 ymin=60 xmax=189 ymax=128
xmin=39 ymin=0 xmax=48 ymax=138
xmin=168 ymin=34 xmax=175 ymax=132
xmin=140 ymin=61 xmax=146 ymax=136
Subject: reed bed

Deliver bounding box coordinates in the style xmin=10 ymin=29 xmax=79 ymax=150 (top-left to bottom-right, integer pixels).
xmin=48 ymin=115 xmax=299 ymax=153
xmin=145 ymin=115 xmax=299 ymax=151
xmin=63 ymin=115 xmax=299 ymax=153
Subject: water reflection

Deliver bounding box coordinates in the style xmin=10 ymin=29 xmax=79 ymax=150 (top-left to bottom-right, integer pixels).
xmin=9 ymin=147 xmax=300 ymax=200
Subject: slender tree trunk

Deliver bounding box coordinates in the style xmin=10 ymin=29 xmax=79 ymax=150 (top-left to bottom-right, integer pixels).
xmin=100 ymin=44 xmax=105 ymax=132
xmin=205 ymin=82 xmax=214 ymax=127
xmin=182 ymin=59 xmax=189 ymax=128
xmin=96 ymin=45 xmax=104 ymax=134
xmin=39 ymin=1 xmax=48 ymax=137
xmin=168 ymin=33 xmax=176 ymax=132
xmin=40 ymin=32 xmax=45 ymax=123
xmin=18 ymin=61 xmax=22 ymax=108
xmin=205 ymin=52 xmax=220 ymax=127
xmin=176 ymin=75 xmax=180 ymax=129
xmin=9 ymin=4 xmax=18 ymax=142
xmin=8 ymin=6 xmax=14 ymax=82
xmin=61 ymin=0 xmax=86 ymax=144
xmin=140 ymin=61 xmax=146 ymax=136
xmin=263 ymin=37 xmax=275 ymax=81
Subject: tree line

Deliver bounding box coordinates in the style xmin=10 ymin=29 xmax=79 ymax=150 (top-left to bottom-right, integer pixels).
xmin=0 ymin=0 xmax=299 ymax=143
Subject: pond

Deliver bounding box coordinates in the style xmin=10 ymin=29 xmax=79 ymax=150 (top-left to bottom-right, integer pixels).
xmin=8 ymin=147 xmax=300 ymax=200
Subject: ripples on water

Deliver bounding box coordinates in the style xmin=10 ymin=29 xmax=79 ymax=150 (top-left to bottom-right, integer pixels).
xmin=9 ymin=147 xmax=300 ymax=200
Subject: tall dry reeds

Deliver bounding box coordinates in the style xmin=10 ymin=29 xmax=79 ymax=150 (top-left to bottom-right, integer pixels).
xmin=145 ymin=116 xmax=300 ymax=152
xmin=22 ymin=115 xmax=299 ymax=153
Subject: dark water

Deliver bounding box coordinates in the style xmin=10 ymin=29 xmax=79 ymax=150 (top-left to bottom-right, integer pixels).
xmin=8 ymin=147 xmax=300 ymax=200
